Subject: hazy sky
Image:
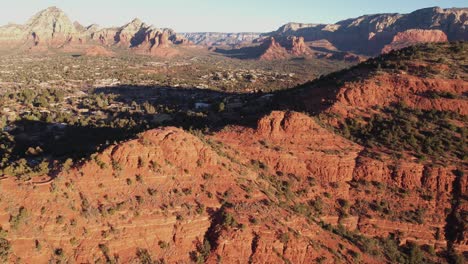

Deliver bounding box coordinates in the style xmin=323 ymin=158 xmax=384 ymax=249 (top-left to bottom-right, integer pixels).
xmin=0 ymin=0 xmax=466 ymax=32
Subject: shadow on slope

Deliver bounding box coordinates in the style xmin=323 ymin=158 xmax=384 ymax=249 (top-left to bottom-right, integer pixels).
xmin=1 ymin=85 xmax=276 ymax=171
xmin=213 ymin=45 xmax=265 ymax=60
xmin=92 ymin=84 xmax=272 ymax=129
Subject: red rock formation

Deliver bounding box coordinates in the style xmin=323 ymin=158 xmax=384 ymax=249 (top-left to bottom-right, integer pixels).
xmin=284 ymin=36 xmax=314 ymax=56
xmin=214 ymin=110 xmax=465 ymax=253
xmin=0 ymin=108 xmax=465 ymax=261
xmin=268 ymin=7 xmax=467 ymax=55
xmin=259 ymin=36 xmax=315 ymax=60
xmin=115 ymin=18 xmax=145 ymax=47
xmin=292 ymin=72 xmax=467 ymax=117
xmin=0 ymin=122 xmax=396 ymax=263
xmin=91 ymin=28 xmax=119 ymax=45
xmin=309 ymin=39 xmax=339 ymax=51
xmin=353 ymin=156 xmax=457 ymax=193
xmin=0 ymin=127 xmax=254 ymax=263
xmin=329 ymin=74 xmax=468 ymax=117
xmin=24 ymin=6 xmax=77 ymax=48
xmin=216 ymin=111 xmax=363 ymax=189
xmin=259 ymin=37 xmax=289 ymax=60
xmin=131 ymin=29 xmax=179 ymax=57
xmin=256 ymin=35 xmax=364 ymax=62
xmin=382 ymin=29 xmax=448 ymax=53
xmin=0 ymin=7 xmax=188 ymax=56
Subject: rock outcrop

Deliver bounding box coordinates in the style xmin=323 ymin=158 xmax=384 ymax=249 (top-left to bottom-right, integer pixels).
xmin=90 ymin=27 xmax=119 ymax=45
xmin=132 ymin=28 xmax=180 ymax=56
xmin=283 ymin=36 xmax=314 ymax=56
xmin=0 ymin=92 xmax=466 ymax=262
xmin=88 ymin=18 xmax=181 ymax=56
xmin=214 ymin=109 xmax=465 ymax=253
xmin=258 ymin=36 xmax=314 ymax=60
xmin=0 ymin=8 xmax=465 ymax=264
xmin=0 ymin=127 xmax=258 ymax=263
xmin=216 ymin=111 xmax=363 ymax=185
xmin=0 ymin=7 xmax=186 ymax=57
xmin=115 ymin=18 xmax=144 ymax=46
xmin=24 ymin=6 xmax=76 ymax=47
xmin=382 ymin=29 xmax=448 ymax=53
xmin=258 ymin=37 xmax=289 ymax=60
xmin=0 ymin=123 xmax=389 ymax=263
xmin=329 ymin=74 xmax=468 ymax=116
xmin=0 ymin=6 xmax=76 ymax=48
xmin=267 ymin=7 xmax=467 ymax=55
xmin=282 ymin=45 xmax=468 ymax=117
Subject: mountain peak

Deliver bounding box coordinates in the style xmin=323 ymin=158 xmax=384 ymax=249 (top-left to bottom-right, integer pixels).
xmin=45 ymin=6 xmax=62 ymax=11
xmin=120 ymin=18 xmax=145 ymax=32
xmin=31 ymin=6 xmax=67 ymax=18
xmin=25 ymin=6 xmax=76 ymax=42
xmin=131 ymin=18 xmax=142 ymax=24
xmin=409 ymin=6 xmax=443 ymax=15
xmin=126 ymin=18 xmax=145 ymax=28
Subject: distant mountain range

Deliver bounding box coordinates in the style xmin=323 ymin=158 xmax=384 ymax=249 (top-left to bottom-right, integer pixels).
xmin=180 ymin=32 xmax=261 ymax=46
xmin=0 ymin=7 xmax=188 ymax=56
xmin=0 ymin=6 xmax=466 ymax=58
xmin=265 ymin=7 xmax=467 ymax=55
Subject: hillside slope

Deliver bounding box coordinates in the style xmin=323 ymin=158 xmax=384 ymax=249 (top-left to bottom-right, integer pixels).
xmin=0 ymin=43 xmax=466 ymax=263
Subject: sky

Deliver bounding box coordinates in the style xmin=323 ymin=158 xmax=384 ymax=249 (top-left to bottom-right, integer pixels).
xmin=0 ymin=0 xmax=466 ymax=32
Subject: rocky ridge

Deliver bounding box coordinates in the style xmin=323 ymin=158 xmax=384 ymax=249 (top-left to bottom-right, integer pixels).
xmin=267 ymin=7 xmax=467 ymax=55
xmin=0 ymin=7 xmax=186 ymax=56
xmin=0 ymin=122 xmax=378 ymax=263
xmin=0 ymin=43 xmax=466 ymax=263
xmin=1 ymin=109 xmax=465 ymax=262
xmin=258 ymin=36 xmax=314 ymax=60
xmin=381 ymin=29 xmax=448 ymax=53
xmin=281 ymin=43 xmax=468 ymax=117
xmin=0 ymin=7 xmax=78 ymax=48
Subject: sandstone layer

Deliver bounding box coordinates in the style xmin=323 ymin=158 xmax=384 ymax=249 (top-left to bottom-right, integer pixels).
xmin=0 ymin=7 xmax=185 ymax=57
xmin=382 ymin=29 xmax=448 ymax=53
xmin=267 ymin=7 xmax=467 ymax=55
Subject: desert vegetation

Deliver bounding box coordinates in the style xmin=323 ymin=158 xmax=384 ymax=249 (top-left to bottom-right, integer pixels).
xmin=0 ymin=34 xmax=465 ymax=264
xmin=341 ymin=102 xmax=466 ymax=163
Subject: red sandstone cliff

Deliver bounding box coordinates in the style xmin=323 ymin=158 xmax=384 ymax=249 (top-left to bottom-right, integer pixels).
xmin=0 ymin=106 xmax=464 ymax=262
xmin=259 ymin=37 xmax=289 ymax=60
xmin=259 ymin=36 xmax=314 ymax=60
xmin=382 ymin=29 xmax=448 ymax=53
xmin=267 ymin=7 xmax=467 ymax=55
xmin=0 ymin=7 xmax=186 ymax=57
xmin=0 ymin=121 xmax=392 ymax=263
xmin=284 ymin=36 xmax=314 ymax=56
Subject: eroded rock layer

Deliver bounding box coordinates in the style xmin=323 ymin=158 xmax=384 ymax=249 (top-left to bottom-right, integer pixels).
xmin=0 ymin=7 xmax=185 ymax=57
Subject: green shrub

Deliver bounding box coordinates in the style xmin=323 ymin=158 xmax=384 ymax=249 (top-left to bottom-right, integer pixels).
xmin=341 ymin=103 xmax=465 ymax=162
xmin=9 ymin=206 xmax=28 ymax=229
xmin=136 ymin=248 xmax=153 ymax=264
xmin=278 ymin=232 xmax=290 ymax=244
xmin=0 ymin=238 xmax=10 ymax=262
